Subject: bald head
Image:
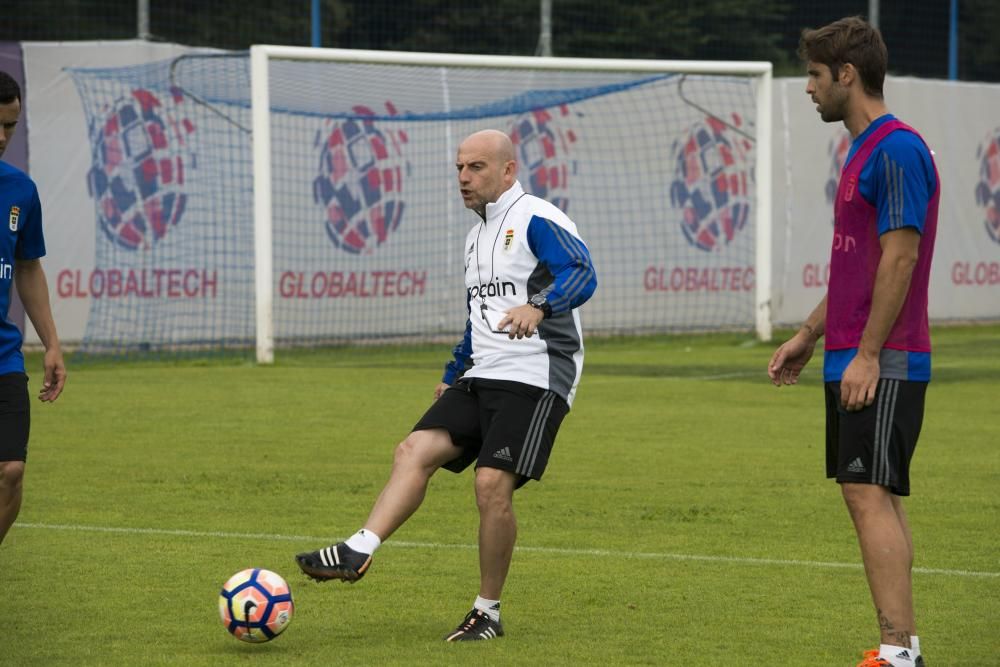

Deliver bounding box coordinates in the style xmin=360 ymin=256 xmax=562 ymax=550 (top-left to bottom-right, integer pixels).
xmin=455 ymin=129 xmax=518 ymax=218
xmin=459 ymin=129 xmax=515 ymax=163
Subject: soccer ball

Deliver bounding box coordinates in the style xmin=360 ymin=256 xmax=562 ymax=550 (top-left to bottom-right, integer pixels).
xmin=218 ymin=568 xmax=294 ymax=643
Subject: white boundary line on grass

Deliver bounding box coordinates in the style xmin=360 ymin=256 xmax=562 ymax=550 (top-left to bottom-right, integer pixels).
xmin=16 ymin=522 xmax=999 ymax=579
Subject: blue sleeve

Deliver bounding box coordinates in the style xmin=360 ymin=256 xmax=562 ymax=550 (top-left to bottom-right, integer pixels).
xmin=15 ymin=183 xmax=46 ymax=260
xmin=442 ymin=296 xmax=473 ymax=384
xmin=863 ymin=133 xmax=937 ymax=237
xmin=525 ymin=215 xmax=597 ymax=315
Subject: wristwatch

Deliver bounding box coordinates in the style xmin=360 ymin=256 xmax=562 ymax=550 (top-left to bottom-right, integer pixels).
xmin=527 ymin=293 xmax=552 ymax=319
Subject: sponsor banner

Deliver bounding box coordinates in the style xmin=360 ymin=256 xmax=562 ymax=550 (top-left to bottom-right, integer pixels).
xmin=17 ymin=45 xmax=1000 ymax=344
xmin=277 ymin=270 xmax=427 ymax=299
xmin=16 ymin=52 xmax=766 ymax=342
xmin=773 ymin=76 xmax=1000 ymax=325
xmin=21 ymin=41 xmax=197 ymax=343
xmin=643 ymin=265 xmax=754 ymax=293
xmin=56 ymin=268 xmax=218 ymax=299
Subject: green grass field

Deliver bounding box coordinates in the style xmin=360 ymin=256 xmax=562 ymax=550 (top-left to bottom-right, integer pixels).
xmin=4 ymin=326 xmax=999 ymax=666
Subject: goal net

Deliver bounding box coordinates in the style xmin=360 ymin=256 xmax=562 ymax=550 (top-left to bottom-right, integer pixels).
xmin=69 ymin=48 xmax=771 ymax=361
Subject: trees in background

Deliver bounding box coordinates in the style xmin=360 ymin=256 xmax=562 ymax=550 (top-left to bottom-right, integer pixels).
xmin=0 ymin=0 xmax=997 ymax=82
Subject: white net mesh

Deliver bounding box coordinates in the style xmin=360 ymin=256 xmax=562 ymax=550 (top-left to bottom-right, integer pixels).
xmin=69 ymin=51 xmax=761 ymax=356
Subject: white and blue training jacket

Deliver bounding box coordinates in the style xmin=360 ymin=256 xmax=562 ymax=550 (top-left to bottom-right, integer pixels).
xmin=443 ymin=181 xmax=597 ymax=407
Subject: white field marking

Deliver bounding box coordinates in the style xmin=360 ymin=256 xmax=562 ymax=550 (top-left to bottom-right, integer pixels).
xmin=15 ymin=522 xmax=1000 ymax=579
xmin=596 ymin=371 xmax=760 ymax=382
xmin=694 ymin=371 xmax=759 ymax=380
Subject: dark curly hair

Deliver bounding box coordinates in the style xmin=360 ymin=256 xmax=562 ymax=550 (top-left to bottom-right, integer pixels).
xmin=0 ymin=70 xmax=22 ymax=105
xmin=798 ymin=16 xmax=888 ymax=99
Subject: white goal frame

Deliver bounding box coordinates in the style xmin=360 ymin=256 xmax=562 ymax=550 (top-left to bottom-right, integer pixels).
xmin=249 ymin=45 xmax=773 ymax=364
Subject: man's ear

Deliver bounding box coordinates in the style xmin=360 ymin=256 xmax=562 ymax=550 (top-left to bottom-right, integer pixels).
xmin=839 ymin=62 xmax=857 ymax=87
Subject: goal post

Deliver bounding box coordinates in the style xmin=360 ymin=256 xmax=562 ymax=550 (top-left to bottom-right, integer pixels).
xmin=755 ymin=67 xmax=773 ymax=343
xmin=249 ymin=45 xmax=772 ymax=363
xmin=251 ymin=48 xmax=275 ymax=364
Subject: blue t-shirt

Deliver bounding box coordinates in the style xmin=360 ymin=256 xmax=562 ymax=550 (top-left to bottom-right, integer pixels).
xmin=824 ymin=114 xmax=937 ymax=383
xmin=0 ymin=160 xmax=47 ymax=375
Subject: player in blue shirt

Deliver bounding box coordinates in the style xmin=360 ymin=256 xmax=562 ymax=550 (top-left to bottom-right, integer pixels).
xmin=0 ymin=71 xmax=66 ymax=546
xmin=769 ymin=18 xmax=935 ymax=667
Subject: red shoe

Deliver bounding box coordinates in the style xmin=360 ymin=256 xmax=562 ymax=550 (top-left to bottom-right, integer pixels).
xmin=857 ymin=647 xmax=923 ymax=666
xmin=857 ymin=649 xmax=890 ymax=667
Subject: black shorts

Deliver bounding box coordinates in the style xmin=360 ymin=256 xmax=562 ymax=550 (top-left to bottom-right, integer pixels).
xmin=0 ymin=372 xmax=30 ymax=462
xmin=413 ymin=377 xmax=569 ymax=488
xmin=825 ymin=379 xmax=927 ymax=496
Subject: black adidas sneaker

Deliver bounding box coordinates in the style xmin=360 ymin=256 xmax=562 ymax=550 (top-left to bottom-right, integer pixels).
xmin=295 ymin=542 xmax=371 ymax=582
xmin=444 ymin=608 xmax=505 ymax=642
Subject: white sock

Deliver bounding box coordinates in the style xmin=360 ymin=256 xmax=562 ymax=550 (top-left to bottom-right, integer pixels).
xmin=474 ymin=596 xmax=501 ymax=622
xmin=879 ymin=643 xmax=917 ymax=666
xmin=344 ymin=528 xmax=381 ymax=555
xmin=910 ymin=636 xmax=921 ymax=657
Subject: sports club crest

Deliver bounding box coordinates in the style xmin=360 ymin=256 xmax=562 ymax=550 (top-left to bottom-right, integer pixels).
xmin=843 ymin=174 xmax=857 ymax=202
xmin=503 ymin=229 xmax=514 ymax=251
xmin=8 ymin=205 xmax=19 ymax=232
xmin=974 ymin=126 xmax=1000 ymax=245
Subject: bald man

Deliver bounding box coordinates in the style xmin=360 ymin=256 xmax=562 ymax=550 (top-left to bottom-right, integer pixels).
xmin=296 ymin=129 xmax=597 ymax=641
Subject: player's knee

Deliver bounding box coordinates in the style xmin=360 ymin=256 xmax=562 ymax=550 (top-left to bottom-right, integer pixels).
xmin=392 ymin=435 xmax=420 ymax=467
xmin=840 ymin=481 xmax=889 ymax=514
xmin=474 ymin=467 xmax=514 ymax=510
xmin=394 ymin=429 xmax=451 ymax=471
xmin=0 ymin=461 xmax=25 ymax=495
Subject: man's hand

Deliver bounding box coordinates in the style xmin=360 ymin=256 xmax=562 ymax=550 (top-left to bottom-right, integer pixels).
xmin=839 ymin=353 xmax=879 ymax=411
xmin=39 ymin=347 xmax=66 ymax=402
xmin=768 ymin=330 xmax=818 ymax=387
xmin=498 ymin=304 xmax=545 ymax=340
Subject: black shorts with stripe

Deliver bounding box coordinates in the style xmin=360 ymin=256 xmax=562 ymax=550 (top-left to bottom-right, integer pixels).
xmin=413 ymin=377 xmax=569 ymax=489
xmin=0 ymin=372 xmax=30 ymax=462
xmin=825 ymin=379 xmax=927 ymax=496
